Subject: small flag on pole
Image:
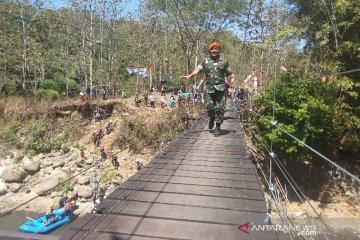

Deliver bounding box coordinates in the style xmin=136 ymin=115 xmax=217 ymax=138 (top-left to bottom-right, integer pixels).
xmin=253 ymin=64 xmax=258 ymax=94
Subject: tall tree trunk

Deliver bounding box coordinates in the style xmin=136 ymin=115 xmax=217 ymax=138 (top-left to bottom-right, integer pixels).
xmin=20 ymin=2 xmax=28 ymax=92
xmin=89 ymin=10 xmax=94 ymax=87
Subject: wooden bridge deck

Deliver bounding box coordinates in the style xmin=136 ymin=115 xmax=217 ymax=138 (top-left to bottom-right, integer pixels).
xmin=61 ymin=101 xmax=278 ymax=240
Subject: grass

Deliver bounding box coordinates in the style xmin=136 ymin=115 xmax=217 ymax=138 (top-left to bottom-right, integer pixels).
xmin=113 ymin=107 xmax=202 ymax=154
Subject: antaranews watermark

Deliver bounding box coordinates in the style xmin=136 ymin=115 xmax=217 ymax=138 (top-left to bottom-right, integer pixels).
xmin=238 ymin=222 xmax=317 ymax=237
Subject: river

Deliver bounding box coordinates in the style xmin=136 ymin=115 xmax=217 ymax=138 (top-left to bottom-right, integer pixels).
xmin=0 ymin=211 xmax=75 ymax=237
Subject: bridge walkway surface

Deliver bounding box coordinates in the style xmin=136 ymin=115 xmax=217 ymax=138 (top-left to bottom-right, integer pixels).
xmin=61 ymin=100 xmax=278 ymax=240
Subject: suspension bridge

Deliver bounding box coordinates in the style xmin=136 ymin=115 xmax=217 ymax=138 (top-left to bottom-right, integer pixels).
xmin=0 ymin=95 xmax=358 ymax=240
xmin=54 ymin=100 xmax=277 ymax=240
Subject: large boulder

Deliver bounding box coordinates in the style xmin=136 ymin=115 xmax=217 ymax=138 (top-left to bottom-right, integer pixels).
xmin=44 ymin=166 xmax=54 ymax=175
xmin=9 ymin=183 xmax=21 ymax=193
xmin=0 ymin=182 xmax=8 ymax=196
xmin=32 ymin=170 xmax=68 ymax=196
xmin=1 ymin=167 xmax=27 ymax=183
xmin=53 ymin=159 xmax=65 ymax=168
xmin=23 ymin=161 xmax=41 ymax=175
xmin=74 ymin=185 xmax=93 ymax=199
xmin=0 ymin=166 xmax=5 ymax=178
xmin=76 ymin=176 xmax=90 ymax=185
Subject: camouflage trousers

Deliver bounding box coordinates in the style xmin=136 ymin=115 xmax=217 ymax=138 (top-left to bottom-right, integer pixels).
xmin=205 ymin=90 xmax=226 ymax=124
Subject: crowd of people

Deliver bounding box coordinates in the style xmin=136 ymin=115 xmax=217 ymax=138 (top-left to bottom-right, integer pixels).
xmin=79 ymin=85 xmax=101 ymax=102
xmin=133 ymin=89 xmax=204 ymax=110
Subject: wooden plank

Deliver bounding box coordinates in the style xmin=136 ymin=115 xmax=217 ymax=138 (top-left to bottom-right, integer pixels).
xmin=154 ymin=157 xmax=252 ymax=165
xmin=104 ymin=200 xmax=268 ymax=226
xmin=147 ymin=159 xmax=253 ymax=168
xmin=103 ymin=190 xmax=267 ymax=213
xmin=86 ymin=215 xmax=277 ymax=240
xmin=126 ymin=175 xmax=261 ymax=190
xmin=142 ymin=164 xmax=256 ymax=175
xmin=60 ymin=100 xmax=277 ymax=240
xmin=115 ymin=182 xmax=264 ymax=200
xmin=133 ymin=168 xmax=259 ymax=182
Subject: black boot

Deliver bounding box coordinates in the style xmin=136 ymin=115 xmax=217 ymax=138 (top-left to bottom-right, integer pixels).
xmin=208 ymin=117 xmax=215 ymax=129
xmin=214 ymin=123 xmax=221 ymax=136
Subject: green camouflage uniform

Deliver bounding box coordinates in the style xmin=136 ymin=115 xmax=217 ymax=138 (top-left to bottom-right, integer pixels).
xmin=198 ymin=56 xmax=233 ymax=123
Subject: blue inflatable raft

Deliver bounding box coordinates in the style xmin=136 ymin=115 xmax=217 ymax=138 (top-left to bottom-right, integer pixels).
xmin=19 ymin=207 xmax=77 ymax=234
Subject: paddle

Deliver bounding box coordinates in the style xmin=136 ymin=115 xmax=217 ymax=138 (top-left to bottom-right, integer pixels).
xmin=26 ymin=216 xmax=36 ymax=221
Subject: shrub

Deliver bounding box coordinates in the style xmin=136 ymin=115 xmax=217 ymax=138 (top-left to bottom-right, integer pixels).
xmin=3 ymin=77 xmax=20 ymax=96
xmin=100 ymin=170 xmax=118 ymax=182
xmin=114 ymin=108 xmax=198 ymax=153
xmin=44 ymin=89 xmax=59 ymax=101
xmin=55 ymin=175 xmax=73 ymax=193
xmin=0 ymin=117 xmax=21 ymax=140
xmin=25 ymin=119 xmax=67 ymax=156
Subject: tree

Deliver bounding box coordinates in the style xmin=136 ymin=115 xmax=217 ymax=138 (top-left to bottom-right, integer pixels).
xmin=144 ymin=0 xmax=247 ymax=73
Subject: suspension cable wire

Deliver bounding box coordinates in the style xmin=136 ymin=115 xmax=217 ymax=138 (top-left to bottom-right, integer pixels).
xmin=1 ymin=107 xmax=197 ymax=217
xmin=0 ymin=104 xmax=198 ymax=194
xmin=0 ymin=149 xmax=120 ymax=217
xmin=279 ymin=68 xmax=360 ymax=86
xmin=251 ymin=110 xmax=360 ymax=184
xmin=258 ymin=136 xmax=318 ymax=214
xmin=0 ymin=103 xmax=138 ymax=145
xmin=265 ymin=0 xmax=282 ymax=226
xmin=271 ymin=189 xmax=297 ymax=240
xmin=256 ymin=136 xmax=331 ymax=240
xmin=253 ymin=151 xmax=270 ymax=187
xmin=86 ymin=117 xmax=207 ymax=235
xmin=45 ymin=163 xmax=117 ymax=239
xmin=257 ymin=136 xmax=304 ymax=203
xmin=24 ymin=162 xmax=112 ymax=240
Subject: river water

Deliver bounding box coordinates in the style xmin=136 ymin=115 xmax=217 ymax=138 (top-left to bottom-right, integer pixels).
xmin=0 ymin=211 xmax=74 ymax=237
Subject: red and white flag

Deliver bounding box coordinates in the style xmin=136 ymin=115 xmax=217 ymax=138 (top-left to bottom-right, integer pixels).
xmin=244 ymin=72 xmax=252 ymax=89
xmin=125 ymin=62 xmax=153 ymax=77
xmin=280 ymin=64 xmax=289 ymax=72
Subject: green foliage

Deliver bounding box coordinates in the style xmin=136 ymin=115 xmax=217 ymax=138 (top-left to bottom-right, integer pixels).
xmin=31 ymin=88 xmax=60 ymax=101
xmin=114 ymin=109 xmax=186 ymax=153
xmin=44 ymin=89 xmax=59 ymax=101
xmin=61 ymin=144 xmax=70 ymax=153
xmin=100 ymin=170 xmax=117 ymax=183
xmin=254 ymin=71 xmax=359 ymax=162
xmin=25 ymin=119 xmax=67 ymax=156
xmin=43 ymin=72 xmax=79 ymax=95
xmin=3 ymin=80 xmax=19 ymax=96
xmin=0 ymin=117 xmax=21 ymax=140
xmin=55 ymin=175 xmax=72 ymax=193
xmin=14 ymin=155 xmax=23 ymax=164
xmin=74 ymin=142 xmax=85 ymax=150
